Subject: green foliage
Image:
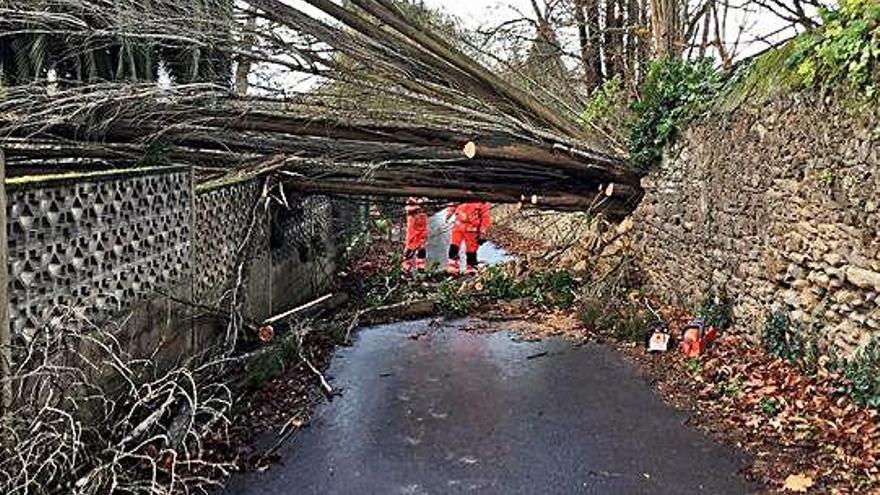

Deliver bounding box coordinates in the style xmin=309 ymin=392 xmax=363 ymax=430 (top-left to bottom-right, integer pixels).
xmin=788 ymin=0 xmax=880 ymax=94
xmin=433 ymin=267 xmax=582 ymax=318
xmin=761 ymin=311 xmax=822 ymax=374
xmin=685 ymin=358 xmax=703 ymax=376
xmin=759 ymin=397 xmax=783 ymax=416
xmin=629 ymin=58 xmax=720 ymax=169
xmin=579 ymin=77 xmax=634 ymax=145
xmin=762 ymin=311 xmax=806 ymax=362
xmin=719 ymin=376 xmax=744 ymax=398
xmin=480 ymin=266 xmax=520 ymax=300
xmin=840 ymin=335 xmax=880 ymax=408
xmin=698 ymin=288 xmax=734 ymax=331
xmin=435 ymin=280 xmax=477 ymax=317
xmin=519 ymin=270 xmax=580 ymax=309
xmin=244 ymin=339 xmax=299 ymax=390
xmin=581 ymin=77 xmax=626 ymax=123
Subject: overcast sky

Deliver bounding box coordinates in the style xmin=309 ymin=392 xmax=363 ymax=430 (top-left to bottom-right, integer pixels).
xmin=420 ymin=0 xmax=801 ymax=60
xmin=422 ymin=0 xmax=527 ymax=26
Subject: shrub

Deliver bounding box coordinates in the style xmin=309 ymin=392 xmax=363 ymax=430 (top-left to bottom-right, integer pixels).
xmin=435 ymin=280 xmax=477 ymax=317
xmin=840 ymin=336 xmax=880 ymax=408
xmin=629 ymin=57 xmax=721 ymax=169
xmin=698 ymin=288 xmax=734 ymax=331
xmin=762 ymin=311 xmax=804 ymax=362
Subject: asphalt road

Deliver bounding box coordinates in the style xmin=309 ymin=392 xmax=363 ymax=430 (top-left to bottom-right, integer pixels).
xmin=222 ymin=320 xmax=754 ymax=495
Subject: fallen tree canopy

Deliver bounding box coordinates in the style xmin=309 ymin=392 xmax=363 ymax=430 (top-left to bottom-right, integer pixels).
xmin=0 ymin=0 xmax=644 ymax=218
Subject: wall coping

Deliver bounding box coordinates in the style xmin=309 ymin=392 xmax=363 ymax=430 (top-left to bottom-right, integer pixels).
xmin=5 ymin=165 xmax=191 ymax=191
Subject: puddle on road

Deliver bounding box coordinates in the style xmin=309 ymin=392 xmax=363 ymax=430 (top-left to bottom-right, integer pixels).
xmin=425 ymin=211 xmax=513 ymax=269
xmin=224 ymin=319 xmax=754 ymax=495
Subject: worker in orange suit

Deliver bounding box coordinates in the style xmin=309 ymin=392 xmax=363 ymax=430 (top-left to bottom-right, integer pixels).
xmin=445 ymin=201 xmax=491 ymax=276
xmin=402 ymin=196 xmax=429 ymax=272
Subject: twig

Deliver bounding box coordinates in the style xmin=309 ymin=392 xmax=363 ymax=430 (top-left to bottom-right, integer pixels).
xmin=298 ymin=351 xmax=333 ymax=398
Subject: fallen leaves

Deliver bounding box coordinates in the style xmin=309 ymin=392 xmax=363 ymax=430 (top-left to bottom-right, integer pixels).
xmin=783 ymin=473 xmax=814 ymax=492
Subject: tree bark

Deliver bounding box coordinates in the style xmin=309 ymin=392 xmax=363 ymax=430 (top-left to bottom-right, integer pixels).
xmin=0 ymin=148 xmax=10 ymax=414
xmin=651 ymin=0 xmax=681 ymax=58
xmin=626 ymin=0 xmax=639 ymax=85
xmin=235 ymin=13 xmax=258 ymax=96
xmin=574 ymin=0 xmax=602 ymax=90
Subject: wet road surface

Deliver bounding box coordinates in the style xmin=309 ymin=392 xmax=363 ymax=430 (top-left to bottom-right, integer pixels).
xmin=224 ymin=320 xmax=754 ymax=495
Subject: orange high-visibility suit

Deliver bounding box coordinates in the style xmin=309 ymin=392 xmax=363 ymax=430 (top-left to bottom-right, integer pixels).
xmin=446 ymin=202 xmax=491 ymax=275
xmin=402 ymin=197 xmax=429 ymax=271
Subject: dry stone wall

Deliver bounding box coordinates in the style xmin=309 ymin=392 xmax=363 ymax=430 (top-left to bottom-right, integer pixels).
xmin=633 ymin=93 xmax=880 ymax=355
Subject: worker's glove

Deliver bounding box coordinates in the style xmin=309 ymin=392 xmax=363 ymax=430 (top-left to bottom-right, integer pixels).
xmin=477 ymin=237 xmax=487 ymax=246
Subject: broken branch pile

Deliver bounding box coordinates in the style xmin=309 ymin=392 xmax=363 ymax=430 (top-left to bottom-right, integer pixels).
xmin=0 ymin=307 xmax=234 ymax=495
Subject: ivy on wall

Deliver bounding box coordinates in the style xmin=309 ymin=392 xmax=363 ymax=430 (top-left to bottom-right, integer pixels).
xmin=789 ymin=0 xmax=880 ymax=94
xmin=628 ymin=58 xmax=721 ymax=169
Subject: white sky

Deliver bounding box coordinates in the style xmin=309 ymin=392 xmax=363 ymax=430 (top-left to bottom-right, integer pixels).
xmin=423 ymin=0 xmax=528 ymax=25
xmin=420 ymin=0 xmax=805 ymax=60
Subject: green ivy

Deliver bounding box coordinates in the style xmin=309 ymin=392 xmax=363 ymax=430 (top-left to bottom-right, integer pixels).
xmin=762 ymin=311 xmax=805 ymax=362
xmin=788 ymin=0 xmax=880 ymax=94
xmin=628 ymin=58 xmax=721 ymax=169
xmin=698 ymin=288 xmax=734 ymax=331
xmin=435 ymin=280 xmax=478 ymax=316
xmin=840 ymin=336 xmax=880 ymax=408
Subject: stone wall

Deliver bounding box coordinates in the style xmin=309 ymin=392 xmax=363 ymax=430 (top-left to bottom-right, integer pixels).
xmin=633 ymin=93 xmax=880 ymax=354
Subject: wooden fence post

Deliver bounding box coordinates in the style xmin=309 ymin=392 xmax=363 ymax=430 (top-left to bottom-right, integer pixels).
xmin=0 ymin=148 xmax=10 ymax=413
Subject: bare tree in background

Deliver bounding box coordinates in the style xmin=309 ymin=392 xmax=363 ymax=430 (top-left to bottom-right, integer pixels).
xmin=476 ymin=0 xmax=830 ymax=103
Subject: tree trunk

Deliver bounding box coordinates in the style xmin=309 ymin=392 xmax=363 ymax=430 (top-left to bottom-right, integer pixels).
xmin=0 ymin=148 xmax=10 ymax=414
xmin=625 ymin=0 xmax=639 ymax=86
xmin=574 ymin=0 xmax=602 ymax=90
xmin=235 ymin=14 xmax=258 ymax=96
xmin=637 ymin=0 xmax=649 ymax=81
xmin=651 ymin=0 xmax=680 ymax=58
xmin=604 ymin=0 xmax=618 ymax=79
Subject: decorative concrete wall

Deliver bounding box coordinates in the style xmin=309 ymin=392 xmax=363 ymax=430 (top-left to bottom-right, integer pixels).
xmin=6 ymin=168 xmax=192 ymax=339
xmin=5 ymin=167 xmax=367 ymax=355
xmin=633 ymin=93 xmax=880 ymax=354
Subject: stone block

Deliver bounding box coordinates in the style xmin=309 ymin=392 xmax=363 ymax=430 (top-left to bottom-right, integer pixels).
xmin=845 ymin=266 xmax=880 ymax=291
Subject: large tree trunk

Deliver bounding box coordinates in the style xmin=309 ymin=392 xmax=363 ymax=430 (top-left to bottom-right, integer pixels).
xmin=604 ymin=0 xmax=626 ymax=80
xmin=574 ymin=0 xmax=602 ymax=90
xmin=651 ymin=0 xmax=680 ymax=58
xmin=625 ymin=0 xmax=639 ymax=86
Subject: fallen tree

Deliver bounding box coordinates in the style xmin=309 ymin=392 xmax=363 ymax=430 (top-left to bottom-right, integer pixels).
xmin=0 ymin=0 xmax=644 ymax=217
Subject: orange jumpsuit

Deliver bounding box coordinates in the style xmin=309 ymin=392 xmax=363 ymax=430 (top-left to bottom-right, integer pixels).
xmin=446 ymin=202 xmax=491 ymax=274
xmin=403 ymin=197 xmax=428 ymax=270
